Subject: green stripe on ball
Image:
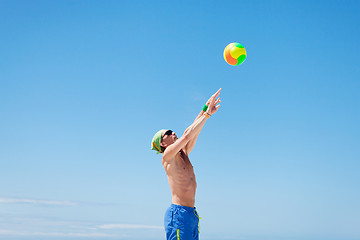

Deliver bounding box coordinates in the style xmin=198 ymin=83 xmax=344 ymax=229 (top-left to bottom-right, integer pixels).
xmin=236 ymin=54 xmax=246 ymax=65
xmin=234 ymin=43 xmax=244 ymax=48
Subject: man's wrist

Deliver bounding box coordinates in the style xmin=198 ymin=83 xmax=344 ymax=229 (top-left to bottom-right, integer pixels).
xmin=202 ymin=104 xmax=208 ymax=112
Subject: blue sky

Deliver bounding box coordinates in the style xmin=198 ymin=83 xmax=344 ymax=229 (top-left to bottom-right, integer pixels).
xmin=0 ymin=0 xmax=359 ymax=240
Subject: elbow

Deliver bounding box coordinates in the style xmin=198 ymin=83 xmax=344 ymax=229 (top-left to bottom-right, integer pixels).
xmin=184 ymin=127 xmax=191 ymax=135
xmin=184 ymin=129 xmax=189 ymax=135
xmin=183 ymin=131 xmax=191 ymax=141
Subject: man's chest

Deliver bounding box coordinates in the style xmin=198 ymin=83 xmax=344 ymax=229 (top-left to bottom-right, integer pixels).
xmin=174 ymin=151 xmax=194 ymax=172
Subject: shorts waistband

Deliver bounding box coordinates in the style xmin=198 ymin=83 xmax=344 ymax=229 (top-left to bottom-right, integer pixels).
xmin=170 ymin=203 xmax=196 ymax=211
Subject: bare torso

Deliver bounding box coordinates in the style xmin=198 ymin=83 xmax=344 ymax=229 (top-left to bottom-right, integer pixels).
xmin=162 ymin=149 xmax=197 ymax=208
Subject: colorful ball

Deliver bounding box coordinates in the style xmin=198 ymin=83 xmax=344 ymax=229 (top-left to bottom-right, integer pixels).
xmin=223 ymin=42 xmax=247 ymax=66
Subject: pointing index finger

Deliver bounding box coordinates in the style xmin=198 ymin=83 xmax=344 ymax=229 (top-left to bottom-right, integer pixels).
xmin=215 ymin=88 xmax=222 ymax=97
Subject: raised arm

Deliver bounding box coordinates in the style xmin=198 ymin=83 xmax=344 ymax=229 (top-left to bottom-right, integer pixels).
xmin=163 ymin=114 xmax=209 ymax=161
xmin=183 ymin=88 xmax=222 ymax=154
xmin=163 ymin=88 xmax=221 ymax=160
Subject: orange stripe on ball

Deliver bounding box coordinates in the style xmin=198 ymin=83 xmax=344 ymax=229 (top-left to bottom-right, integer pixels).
xmin=224 ymin=48 xmax=237 ymax=65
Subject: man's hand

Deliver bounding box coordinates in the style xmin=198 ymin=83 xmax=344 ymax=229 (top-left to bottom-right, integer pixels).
xmin=206 ymin=88 xmax=221 ymax=115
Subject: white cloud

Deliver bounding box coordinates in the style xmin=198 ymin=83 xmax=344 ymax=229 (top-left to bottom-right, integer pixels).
xmin=30 ymin=231 xmax=111 ymax=237
xmin=0 ymin=216 xmax=163 ymax=239
xmin=0 ymin=197 xmax=77 ymax=206
xmin=98 ymin=223 xmax=163 ymax=230
xmin=0 ymin=229 xmax=112 ymax=237
xmin=0 ymin=198 xmax=163 ymax=239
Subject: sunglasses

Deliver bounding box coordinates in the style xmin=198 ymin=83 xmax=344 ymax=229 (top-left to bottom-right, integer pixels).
xmin=162 ymin=130 xmax=173 ymax=138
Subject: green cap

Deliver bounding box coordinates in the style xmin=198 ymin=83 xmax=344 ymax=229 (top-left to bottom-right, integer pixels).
xmin=151 ymin=129 xmax=166 ymax=154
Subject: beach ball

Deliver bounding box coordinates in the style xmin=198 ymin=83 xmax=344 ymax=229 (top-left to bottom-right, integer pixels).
xmin=223 ymin=42 xmax=247 ymax=66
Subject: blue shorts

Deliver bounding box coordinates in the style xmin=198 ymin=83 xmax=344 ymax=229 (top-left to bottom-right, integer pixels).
xmin=164 ymin=204 xmax=200 ymax=240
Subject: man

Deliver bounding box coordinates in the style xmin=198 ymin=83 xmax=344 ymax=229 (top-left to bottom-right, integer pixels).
xmin=151 ymin=88 xmax=222 ymax=240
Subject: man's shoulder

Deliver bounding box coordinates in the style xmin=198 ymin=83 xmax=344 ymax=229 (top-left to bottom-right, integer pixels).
xmin=162 ymin=151 xmax=174 ymax=164
xmin=162 ymin=149 xmax=185 ymax=164
xmin=162 ymin=154 xmax=175 ymax=163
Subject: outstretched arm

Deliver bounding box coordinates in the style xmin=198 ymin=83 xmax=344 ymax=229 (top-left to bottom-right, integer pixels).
xmin=163 ymin=113 xmax=209 ymax=161
xmin=184 ymin=88 xmax=221 ymax=154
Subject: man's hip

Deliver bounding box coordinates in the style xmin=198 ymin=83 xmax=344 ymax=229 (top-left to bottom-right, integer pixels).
xmin=164 ymin=204 xmax=200 ymax=240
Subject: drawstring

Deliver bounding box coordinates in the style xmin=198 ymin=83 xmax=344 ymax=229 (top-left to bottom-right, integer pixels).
xmin=193 ymin=209 xmax=201 ymax=233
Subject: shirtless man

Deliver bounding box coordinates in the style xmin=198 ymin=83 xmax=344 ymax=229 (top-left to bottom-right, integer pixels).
xmin=151 ymin=88 xmax=221 ymax=240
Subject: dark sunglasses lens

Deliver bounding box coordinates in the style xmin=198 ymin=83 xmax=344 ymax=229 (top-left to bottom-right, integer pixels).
xmin=165 ymin=130 xmax=173 ymax=136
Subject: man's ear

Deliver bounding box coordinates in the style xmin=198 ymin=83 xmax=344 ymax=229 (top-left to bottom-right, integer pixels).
xmin=160 ymin=141 xmax=168 ymax=148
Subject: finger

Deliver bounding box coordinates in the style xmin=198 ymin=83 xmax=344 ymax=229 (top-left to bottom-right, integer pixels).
xmin=211 ymin=96 xmax=217 ymax=104
xmin=216 ymin=104 xmax=221 ymax=109
xmin=215 ymin=88 xmax=222 ymax=97
xmin=212 ymin=88 xmax=221 ymax=97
